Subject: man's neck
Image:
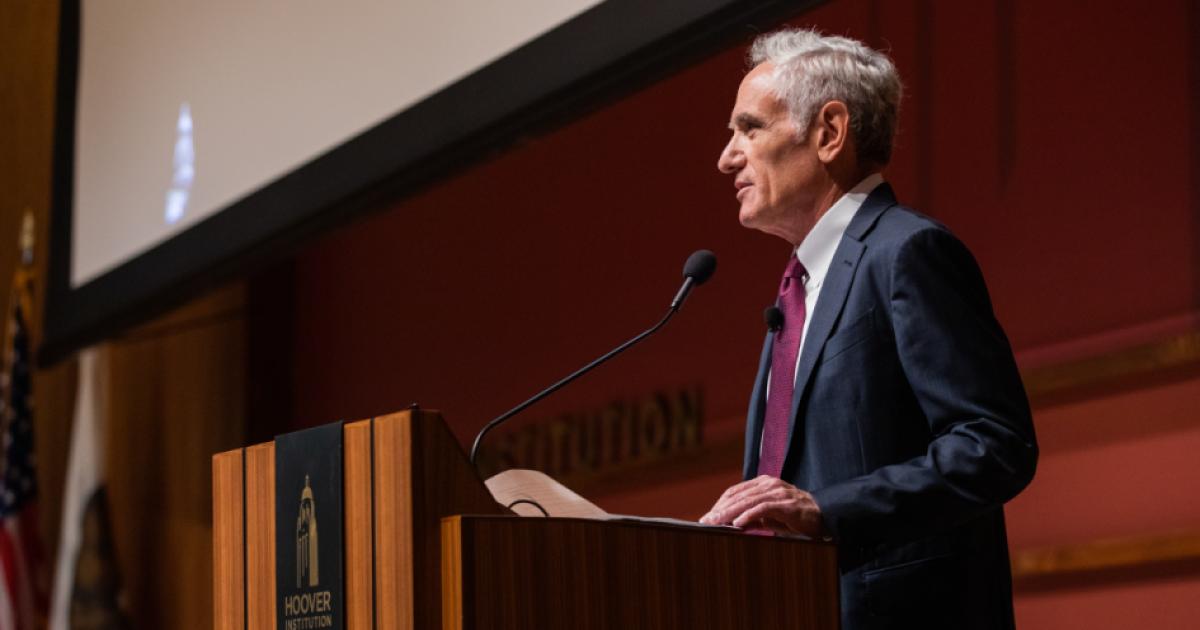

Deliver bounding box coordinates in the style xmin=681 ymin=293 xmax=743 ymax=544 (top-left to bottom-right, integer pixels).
xmin=790 ymin=168 xmax=881 ymax=246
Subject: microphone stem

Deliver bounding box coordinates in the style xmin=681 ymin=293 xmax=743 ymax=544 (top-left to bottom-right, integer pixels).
xmin=469 ymin=304 xmax=680 ymax=465
xmin=670 ymin=277 xmax=697 ymax=310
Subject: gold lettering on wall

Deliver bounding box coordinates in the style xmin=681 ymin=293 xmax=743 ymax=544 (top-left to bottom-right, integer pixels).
xmin=477 ymin=385 xmax=704 ymax=481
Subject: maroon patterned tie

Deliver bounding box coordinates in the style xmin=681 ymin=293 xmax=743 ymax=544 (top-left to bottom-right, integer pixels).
xmin=757 ymin=257 xmax=806 ymax=478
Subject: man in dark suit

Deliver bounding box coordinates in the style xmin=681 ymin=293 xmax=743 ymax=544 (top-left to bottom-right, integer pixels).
xmin=699 ymin=29 xmax=1038 ymax=629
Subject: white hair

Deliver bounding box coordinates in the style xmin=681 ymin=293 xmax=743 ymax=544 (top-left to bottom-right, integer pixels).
xmin=749 ymin=28 xmax=903 ymax=165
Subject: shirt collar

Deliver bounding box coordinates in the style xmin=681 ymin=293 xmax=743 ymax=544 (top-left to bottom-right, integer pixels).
xmin=794 ymin=173 xmax=885 ymax=288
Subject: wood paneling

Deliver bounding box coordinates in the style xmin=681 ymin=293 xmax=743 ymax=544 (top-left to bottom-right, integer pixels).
xmin=343 ymin=420 xmax=374 ymax=630
xmin=108 ymin=283 xmax=247 ymax=629
xmin=244 ymin=443 xmax=276 ymax=630
xmin=441 ymin=515 xmax=839 ymax=630
xmin=371 ymin=412 xmax=415 ymax=630
xmin=440 ymin=517 xmax=464 ymax=630
xmin=374 ymin=410 xmax=508 ymax=630
xmin=212 ymin=449 xmax=244 ymax=630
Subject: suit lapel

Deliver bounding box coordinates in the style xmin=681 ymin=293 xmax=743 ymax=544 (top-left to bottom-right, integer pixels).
xmin=780 ymin=184 xmax=896 ymax=475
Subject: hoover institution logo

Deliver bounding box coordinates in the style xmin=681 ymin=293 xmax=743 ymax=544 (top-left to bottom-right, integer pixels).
xmin=297 ymin=475 xmax=319 ymax=588
xmin=276 ymin=423 xmax=344 ymax=630
xmin=282 ymin=475 xmax=333 ymax=629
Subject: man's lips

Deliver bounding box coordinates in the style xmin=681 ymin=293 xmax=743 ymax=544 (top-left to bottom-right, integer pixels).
xmin=736 ymin=183 xmax=753 ymax=200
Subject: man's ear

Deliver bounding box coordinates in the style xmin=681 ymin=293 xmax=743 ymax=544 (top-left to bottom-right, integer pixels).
xmin=814 ymin=100 xmax=850 ymax=164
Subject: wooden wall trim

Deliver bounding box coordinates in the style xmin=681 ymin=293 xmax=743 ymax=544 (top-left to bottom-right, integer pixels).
xmin=1023 ymin=330 xmax=1200 ymax=406
xmin=1011 ymin=530 xmax=1200 ymax=581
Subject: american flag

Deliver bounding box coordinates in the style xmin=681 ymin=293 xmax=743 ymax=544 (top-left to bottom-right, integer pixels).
xmin=0 ymin=267 xmax=47 ymax=629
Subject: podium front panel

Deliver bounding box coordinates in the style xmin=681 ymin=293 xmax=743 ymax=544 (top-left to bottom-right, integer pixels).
xmin=441 ymin=515 xmax=839 ymax=630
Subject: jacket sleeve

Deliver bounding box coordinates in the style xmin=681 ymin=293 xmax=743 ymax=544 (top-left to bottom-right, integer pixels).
xmin=810 ymin=226 xmax=1038 ymax=546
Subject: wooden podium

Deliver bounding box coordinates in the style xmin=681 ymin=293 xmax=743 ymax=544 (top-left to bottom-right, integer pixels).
xmin=213 ymin=410 xmax=839 ymax=630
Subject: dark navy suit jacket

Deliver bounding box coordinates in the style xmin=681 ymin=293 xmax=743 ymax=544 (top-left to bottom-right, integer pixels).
xmin=742 ymin=184 xmax=1038 ymax=629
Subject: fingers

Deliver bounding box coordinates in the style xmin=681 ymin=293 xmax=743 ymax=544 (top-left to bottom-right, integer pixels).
xmin=702 ymin=478 xmax=762 ymax=524
xmin=702 ymin=477 xmax=798 ymax=525
xmin=702 ymin=478 xmax=764 ymax=524
xmin=732 ymin=499 xmax=794 ymax=529
xmin=718 ymin=487 xmax=787 ymax=522
xmin=715 ymin=475 xmax=768 ymax=504
xmin=731 ymin=495 xmax=822 ymax=537
xmin=703 ymin=481 xmax=767 ymax=524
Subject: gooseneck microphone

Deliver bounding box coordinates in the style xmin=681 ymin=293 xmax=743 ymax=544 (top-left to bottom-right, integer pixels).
xmin=764 ymin=306 xmax=784 ymax=332
xmin=469 ymin=250 xmax=717 ymax=465
xmin=671 ymin=250 xmax=718 ymax=309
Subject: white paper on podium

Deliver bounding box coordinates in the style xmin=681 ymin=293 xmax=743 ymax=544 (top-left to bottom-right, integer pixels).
xmin=485 ymin=468 xmax=609 ymax=518
xmin=485 ymin=468 xmax=738 ymax=531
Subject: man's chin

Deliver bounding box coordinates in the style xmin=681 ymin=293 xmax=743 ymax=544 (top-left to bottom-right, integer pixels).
xmin=739 ymin=210 xmax=795 ymax=243
xmin=737 ymin=205 xmax=760 ymax=229
xmin=739 ymin=208 xmax=775 ymax=235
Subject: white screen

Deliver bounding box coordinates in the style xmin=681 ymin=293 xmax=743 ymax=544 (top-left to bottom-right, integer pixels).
xmin=71 ymin=0 xmax=603 ymax=287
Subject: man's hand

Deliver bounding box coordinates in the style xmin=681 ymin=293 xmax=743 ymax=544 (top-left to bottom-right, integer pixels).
xmin=699 ymin=475 xmax=826 ymax=538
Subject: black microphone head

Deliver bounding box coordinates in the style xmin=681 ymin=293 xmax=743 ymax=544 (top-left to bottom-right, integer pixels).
xmin=683 ymin=250 xmax=718 ymax=285
xmin=764 ymin=306 xmax=784 ymax=332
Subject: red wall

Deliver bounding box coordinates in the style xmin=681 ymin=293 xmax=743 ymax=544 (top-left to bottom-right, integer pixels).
xmin=271 ymin=1 xmax=1200 ymax=627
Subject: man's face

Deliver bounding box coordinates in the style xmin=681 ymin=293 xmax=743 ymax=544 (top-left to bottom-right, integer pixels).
xmin=717 ymin=63 xmax=820 ymax=243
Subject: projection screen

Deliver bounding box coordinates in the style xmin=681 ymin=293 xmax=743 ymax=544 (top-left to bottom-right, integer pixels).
xmin=44 ymin=0 xmax=811 ymax=363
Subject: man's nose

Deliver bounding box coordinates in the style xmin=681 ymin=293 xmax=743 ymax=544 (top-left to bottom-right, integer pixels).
xmin=717 ymin=140 xmax=742 ymax=174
